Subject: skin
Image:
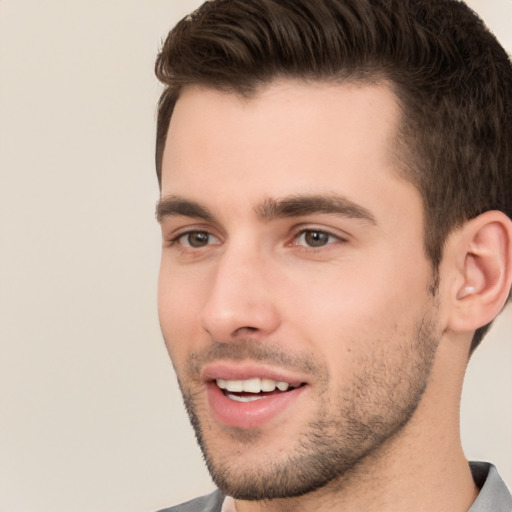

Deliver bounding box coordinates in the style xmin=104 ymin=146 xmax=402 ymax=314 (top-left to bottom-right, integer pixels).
xmin=157 ymin=81 xmax=480 ymax=512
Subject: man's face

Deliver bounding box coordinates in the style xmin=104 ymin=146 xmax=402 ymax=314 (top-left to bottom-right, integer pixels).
xmin=157 ymin=81 xmax=441 ymax=499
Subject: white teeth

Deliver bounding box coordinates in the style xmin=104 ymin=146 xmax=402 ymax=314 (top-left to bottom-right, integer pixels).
xmin=216 ymin=378 xmax=227 ymax=389
xmin=261 ymin=378 xmax=276 ymax=392
xmin=215 ymin=378 xmax=294 ymax=393
xmin=216 ymin=379 xmax=243 ymax=392
xmin=226 ymin=393 xmax=264 ymax=403
xmin=276 ymin=381 xmax=290 ymax=391
xmin=242 ymin=378 xmax=262 ymax=393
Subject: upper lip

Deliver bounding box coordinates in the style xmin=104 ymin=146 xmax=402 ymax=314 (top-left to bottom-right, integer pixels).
xmin=201 ymin=362 xmax=309 ymax=388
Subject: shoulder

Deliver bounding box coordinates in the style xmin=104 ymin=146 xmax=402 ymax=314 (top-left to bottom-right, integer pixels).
xmin=156 ymin=490 xmax=226 ymax=512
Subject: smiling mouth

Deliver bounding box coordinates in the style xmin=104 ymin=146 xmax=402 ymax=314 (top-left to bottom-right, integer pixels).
xmin=216 ymin=377 xmax=306 ymax=402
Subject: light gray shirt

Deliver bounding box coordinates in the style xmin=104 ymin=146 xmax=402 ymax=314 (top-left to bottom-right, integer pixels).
xmin=160 ymin=461 xmax=511 ymax=512
xmin=469 ymin=462 xmax=512 ymax=511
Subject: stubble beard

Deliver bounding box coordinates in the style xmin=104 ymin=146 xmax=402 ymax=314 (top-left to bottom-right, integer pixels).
xmin=176 ymin=307 xmax=440 ymax=501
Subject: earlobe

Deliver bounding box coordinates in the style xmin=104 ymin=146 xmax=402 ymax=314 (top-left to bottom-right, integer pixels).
xmin=447 ymin=211 xmax=512 ymax=334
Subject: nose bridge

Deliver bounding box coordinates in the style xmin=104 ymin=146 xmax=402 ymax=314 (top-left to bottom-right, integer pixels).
xmin=200 ymin=239 xmax=280 ymax=340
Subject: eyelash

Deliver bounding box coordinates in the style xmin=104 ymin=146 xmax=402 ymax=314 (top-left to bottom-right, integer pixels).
xmin=167 ymin=227 xmax=345 ymax=251
xmin=291 ymin=229 xmax=344 ymax=249
xmin=168 ymin=230 xmax=220 ymax=249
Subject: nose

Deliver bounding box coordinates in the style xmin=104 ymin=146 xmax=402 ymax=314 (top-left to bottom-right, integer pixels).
xmin=200 ymin=246 xmax=281 ymax=341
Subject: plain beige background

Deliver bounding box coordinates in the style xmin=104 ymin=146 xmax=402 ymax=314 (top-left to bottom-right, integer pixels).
xmin=0 ymin=1 xmax=510 ymax=511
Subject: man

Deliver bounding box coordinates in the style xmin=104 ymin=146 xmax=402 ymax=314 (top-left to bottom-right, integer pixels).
xmin=153 ymin=0 xmax=512 ymax=510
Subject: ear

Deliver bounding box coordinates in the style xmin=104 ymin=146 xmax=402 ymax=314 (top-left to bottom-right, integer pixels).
xmin=446 ymin=210 xmax=512 ymax=334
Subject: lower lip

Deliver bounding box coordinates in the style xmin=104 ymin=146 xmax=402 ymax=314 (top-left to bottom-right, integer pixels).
xmin=206 ymin=383 xmax=307 ymax=429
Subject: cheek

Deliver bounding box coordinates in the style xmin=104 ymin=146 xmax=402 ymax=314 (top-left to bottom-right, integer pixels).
xmin=282 ymin=253 xmax=431 ymax=356
xmin=157 ymin=263 xmax=203 ymax=360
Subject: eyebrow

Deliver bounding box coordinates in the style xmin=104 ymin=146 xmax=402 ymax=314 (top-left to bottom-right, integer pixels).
xmin=255 ymin=194 xmax=376 ymax=224
xmin=156 ymin=193 xmax=376 ymax=225
xmin=156 ymin=196 xmax=215 ymax=223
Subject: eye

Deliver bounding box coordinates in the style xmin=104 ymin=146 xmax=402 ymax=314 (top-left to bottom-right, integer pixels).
xmin=177 ymin=231 xmax=220 ymax=248
xmin=294 ymin=229 xmax=340 ymax=248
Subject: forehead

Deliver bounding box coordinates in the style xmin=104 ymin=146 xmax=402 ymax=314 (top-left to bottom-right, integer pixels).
xmin=161 ymin=80 xmax=413 ymax=213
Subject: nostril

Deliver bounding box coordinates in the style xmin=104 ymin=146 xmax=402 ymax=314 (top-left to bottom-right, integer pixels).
xmin=233 ymin=326 xmax=259 ymax=335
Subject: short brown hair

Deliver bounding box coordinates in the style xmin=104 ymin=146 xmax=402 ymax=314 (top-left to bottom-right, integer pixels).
xmin=155 ymin=0 xmax=512 ymax=351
